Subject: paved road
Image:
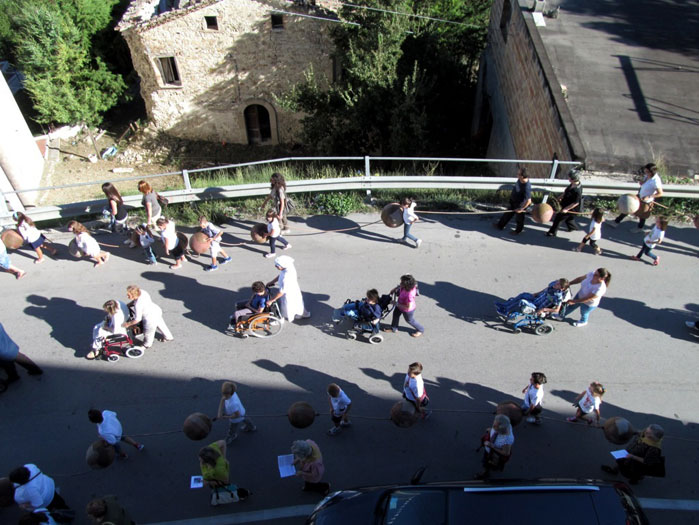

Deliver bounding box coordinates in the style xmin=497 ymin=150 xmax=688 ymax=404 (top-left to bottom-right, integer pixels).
xmin=1 ymin=212 xmax=698 ymax=524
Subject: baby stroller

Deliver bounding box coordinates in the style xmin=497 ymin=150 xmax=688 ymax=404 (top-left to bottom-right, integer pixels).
xmin=496 ymin=299 xmax=554 ymax=336
xmin=95 ymin=333 xmax=145 ymax=362
xmin=332 ymin=294 xmax=395 ymax=344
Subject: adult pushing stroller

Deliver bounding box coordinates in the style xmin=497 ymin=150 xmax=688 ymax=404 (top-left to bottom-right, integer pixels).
xmin=494 ymin=279 xmax=570 ymax=335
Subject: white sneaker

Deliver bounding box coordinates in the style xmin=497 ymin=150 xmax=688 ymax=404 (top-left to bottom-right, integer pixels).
xmin=264 ymin=253 xmax=275 ymax=258
xmin=573 ymin=321 xmax=588 ymax=327
xmin=416 ymin=239 xmax=422 ymax=248
xmin=283 ymin=243 xmax=292 ymax=250
xmin=302 ymin=311 xmax=311 ymax=319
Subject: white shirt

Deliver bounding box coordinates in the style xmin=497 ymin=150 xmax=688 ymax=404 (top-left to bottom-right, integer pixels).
xmin=577 ymin=271 xmax=606 ymax=307
xmin=403 ymin=373 xmax=424 ymax=402
xmin=588 ymin=220 xmax=602 ymax=241
xmin=13 ymin=464 xmax=55 ymax=510
xmin=132 ymin=290 xmax=161 ymax=322
xmin=522 ymin=384 xmax=544 ymax=410
xmin=267 ymin=218 xmax=281 ymax=238
xmin=160 ymin=221 xmax=178 ymax=250
xmin=104 ymin=301 xmax=129 ymax=334
xmin=329 ymin=389 xmax=351 ymax=415
xmin=402 ymin=203 xmax=418 ymax=224
xmin=644 ymin=225 xmax=665 ymax=249
xmin=578 ymin=388 xmax=601 ymax=414
xmin=639 ymin=174 xmax=662 ymax=202
xmin=223 ymin=393 xmax=246 ymax=422
xmin=76 ymin=232 xmax=100 ymax=257
xmin=18 ymin=222 xmax=41 ymax=243
xmin=485 ymin=428 xmax=514 ymax=453
xmin=97 ymin=410 xmax=123 ymax=444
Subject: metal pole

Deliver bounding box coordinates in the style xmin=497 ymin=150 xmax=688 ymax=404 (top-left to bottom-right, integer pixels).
xmin=542 ymin=156 xmax=560 ymax=204
xmin=182 ymin=169 xmax=192 ymax=191
xmin=364 ymin=155 xmax=372 ymax=201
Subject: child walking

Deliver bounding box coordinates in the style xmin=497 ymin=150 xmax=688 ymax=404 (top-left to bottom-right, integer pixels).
xmin=88 ymin=408 xmax=144 ymax=459
xmin=264 ymin=210 xmax=290 ymax=258
xmin=567 ymin=381 xmax=605 ymax=426
xmin=14 ymin=212 xmax=57 ymax=264
xmin=67 ymin=221 xmax=109 ymax=266
xmin=135 ymin=224 xmax=157 ymax=265
xmin=401 ymin=197 xmax=422 ymax=248
xmin=156 ymin=217 xmax=185 ymax=270
xmin=632 ymin=216 xmax=668 ymax=266
xmin=327 ymin=383 xmax=352 ymax=436
xmin=216 ymin=381 xmax=256 ymax=444
xmin=384 ymin=274 xmax=424 ymax=337
xmin=574 ymin=208 xmax=604 ymax=255
xmin=199 ymin=215 xmax=232 ymax=272
xmin=403 ymin=362 xmax=430 ymax=418
xmin=521 ymin=372 xmax=547 ymax=425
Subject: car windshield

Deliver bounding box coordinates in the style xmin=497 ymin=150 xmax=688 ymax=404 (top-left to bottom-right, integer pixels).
xmin=382 ymin=489 xmax=447 ymax=525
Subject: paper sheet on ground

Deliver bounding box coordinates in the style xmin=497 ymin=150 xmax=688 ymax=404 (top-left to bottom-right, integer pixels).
xmin=278 ymin=454 xmax=296 ymax=477
xmin=190 ymin=475 xmax=204 ymax=488
xmin=610 ymin=450 xmax=629 ymax=459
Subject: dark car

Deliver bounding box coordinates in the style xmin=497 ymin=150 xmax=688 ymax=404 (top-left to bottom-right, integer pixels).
xmin=307 ymin=478 xmax=649 ymax=525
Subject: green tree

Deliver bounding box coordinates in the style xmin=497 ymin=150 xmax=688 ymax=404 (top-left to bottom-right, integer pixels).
xmin=1 ymin=0 xmax=126 ymax=126
xmin=279 ymin=0 xmax=492 ymax=156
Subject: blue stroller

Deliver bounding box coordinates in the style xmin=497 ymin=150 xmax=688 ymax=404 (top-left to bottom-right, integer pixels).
xmin=332 ymin=294 xmax=395 ymax=344
xmin=496 ymin=298 xmax=554 ymax=335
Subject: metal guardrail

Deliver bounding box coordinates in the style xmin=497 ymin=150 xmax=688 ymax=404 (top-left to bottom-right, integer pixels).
xmin=1 ymin=156 xmax=697 ymax=225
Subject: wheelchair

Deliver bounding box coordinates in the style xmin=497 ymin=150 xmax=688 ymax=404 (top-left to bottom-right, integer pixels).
xmin=226 ymin=301 xmax=284 ymax=339
xmin=96 ymin=333 xmax=146 ymax=362
xmin=497 ymin=299 xmax=554 ymax=336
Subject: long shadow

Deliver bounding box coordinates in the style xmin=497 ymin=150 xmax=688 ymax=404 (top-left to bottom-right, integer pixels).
xmin=305 ymin=215 xmax=397 ymax=245
xmin=418 ymin=280 xmax=502 ymax=325
xmin=603 ymin=296 xmax=697 ymax=341
xmin=141 ymin=271 xmax=242 ymax=331
xmin=23 ymin=295 xmax=104 ymax=358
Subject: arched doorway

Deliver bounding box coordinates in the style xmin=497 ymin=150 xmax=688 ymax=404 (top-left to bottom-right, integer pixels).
xmin=244 ymin=104 xmax=272 ymax=145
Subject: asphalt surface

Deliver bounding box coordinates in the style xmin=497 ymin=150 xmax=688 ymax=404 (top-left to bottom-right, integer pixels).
xmin=1 ymin=211 xmax=698 ymax=524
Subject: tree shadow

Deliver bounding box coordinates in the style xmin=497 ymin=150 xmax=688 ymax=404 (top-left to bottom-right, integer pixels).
xmin=23 ymin=294 xmax=104 ymax=358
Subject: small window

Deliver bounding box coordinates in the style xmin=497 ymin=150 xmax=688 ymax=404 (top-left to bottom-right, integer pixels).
xmin=271 ymin=13 xmax=284 ymax=30
xmin=157 ymin=57 xmax=181 ymax=86
xmin=500 ymin=0 xmax=512 ymax=41
xmin=204 ymin=16 xmax=218 ymax=30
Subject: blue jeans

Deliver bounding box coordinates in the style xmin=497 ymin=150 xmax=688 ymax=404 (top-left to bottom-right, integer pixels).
xmin=143 ymin=246 xmax=156 ymax=264
xmin=390 ymin=308 xmax=424 ymax=333
xmin=269 ymin=236 xmax=289 ymax=254
xmin=403 ymin=222 xmax=419 ymax=242
xmin=341 ymin=302 xmax=359 ymax=319
xmin=562 ymin=302 xmax=596 ymax=324
xmin=637 ymin=243 xmax=657 ymax=261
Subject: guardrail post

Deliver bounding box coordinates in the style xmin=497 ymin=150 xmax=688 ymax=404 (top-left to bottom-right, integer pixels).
xmin=0 ymin=189 xmax=10 ymax=222
xmin=182 ymin=169 xmax=192 ymax=191
xmin=364 ymin=155 xmax=372 ymax=201
xmin=542 ymin=157 xmax=560 ymax=204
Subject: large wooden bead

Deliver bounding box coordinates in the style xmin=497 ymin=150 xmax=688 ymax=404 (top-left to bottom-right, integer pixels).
xmin=183 ymin=412 xmax=212 ymax=441
xmin=288 ymin=401 xmax=316 ymax=428
xmin=634 ymin=201 xmax=652 ymax=219
xmin=0 ymin=477 xmax=14 ymax=507
xmin=531 ymin=203 xmax=554 ymax=224
xmin=617 ymin=194 xmax=640 ymax=215
xmin=390 ymin=400 xmax=420 ymax=428
xmin=381 ymin=203 xmax=404 ymax=228
xmin=496 ymin=400 xmax=523 ymax=427
xmin=603 ymin=416 xmax=635 ymax=445
xmin=251 ymin=223 xmax=268 ymax=244
xmin=86 ymin=440 xmax=116 ymax=469
xmin=68 ymin=238 xmax=85 ymax=258
xmin=1 ymin=229 xmax=23 ymax=250
xmin=189 ymin=232 xmax=210 ymax=254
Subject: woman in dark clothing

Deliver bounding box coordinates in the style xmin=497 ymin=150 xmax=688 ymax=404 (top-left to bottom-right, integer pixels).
xmin=546 ymin=171 xmax=582 ymax=236
xmin=102 ymin=182 xmax=128 ymax=233
xmin=601 ymin=424 xmax=665 ymax=484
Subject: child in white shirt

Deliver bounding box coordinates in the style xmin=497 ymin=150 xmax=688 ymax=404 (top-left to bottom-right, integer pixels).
xmin=263 ymin=210 xmax=291 ymax=258
xmin=327 ymin=383 xmax=352 ymax=436
xmin=401 ymin=197 xmax=422 ymax=248
xmin=521 ymin=372 xmax=547 ymax=425
xmin=632 ymin=216 xmax=667 ymax=266
xmin=567 ymin=381 xmax=605 ymax=425
xmin=67 ymin=221 xmax=109 ymax=266
xmin=216 ymin=381 xmax=256 ymax=444
xmin=574 ymin=208 xmax=604 ymax=255
xmin=134 ymin=224 xmax=157 ymax=265
xmin=14 ymin=212 xmax=56 ymax=264
xmin=88 ymin=408 xmax=143 ymax=459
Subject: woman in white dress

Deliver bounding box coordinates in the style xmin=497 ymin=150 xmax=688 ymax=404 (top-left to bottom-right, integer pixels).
xmin=123 ymin=285 xmax=174 ymax=348
xmin=266 ymin=256 xmax=310 ymax=322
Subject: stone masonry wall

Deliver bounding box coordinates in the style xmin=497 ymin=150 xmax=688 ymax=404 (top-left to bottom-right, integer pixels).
xmin=121 ymin=0 xmax=334 ymax=144
xmin=486 ymin=0 xmax=583 ymax=177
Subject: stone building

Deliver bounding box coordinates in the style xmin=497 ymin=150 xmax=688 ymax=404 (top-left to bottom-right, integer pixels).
xmin=117 ymin=0 xmax=337 ymax=145
xmin=471 ymin=0 xmax=584 ymax=178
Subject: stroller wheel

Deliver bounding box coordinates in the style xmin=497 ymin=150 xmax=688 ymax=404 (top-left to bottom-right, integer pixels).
xmin=512 ymin=327 xmax=522 ymax=335
xmin=346 ymin=331 xmax=357 ymax=340
xmin=535 ymin=323 xmax=554 ymax=336
xmin=106 ymin=354 xmax=120 ymax=362
xmin=126 ymin=346 xmax=145 ymax=358
xmin=369 ymin=334 xmax=383 ymax=345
